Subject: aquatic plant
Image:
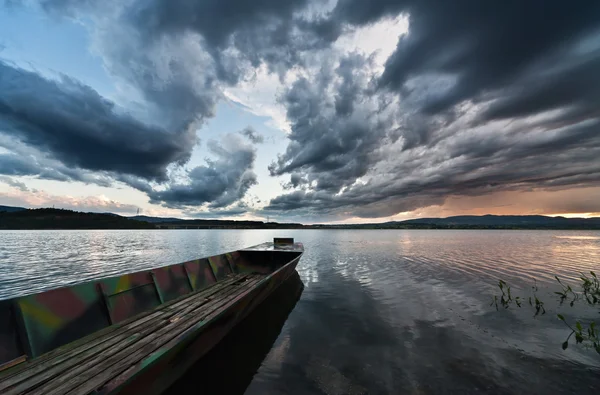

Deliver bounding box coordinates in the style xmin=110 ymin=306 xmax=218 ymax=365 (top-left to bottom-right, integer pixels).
xmin=491 ymin=272 xmax=599 ymax=354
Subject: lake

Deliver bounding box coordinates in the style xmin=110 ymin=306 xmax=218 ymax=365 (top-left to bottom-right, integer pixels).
xmin=0 ymin=229 xmax=599 ymax=393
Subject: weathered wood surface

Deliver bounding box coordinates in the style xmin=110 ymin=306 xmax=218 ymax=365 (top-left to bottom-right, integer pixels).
xmin=0 ymin=273 xmax=263 ymax=395
xmin=0 ymin=273 xmax=245 ymax=388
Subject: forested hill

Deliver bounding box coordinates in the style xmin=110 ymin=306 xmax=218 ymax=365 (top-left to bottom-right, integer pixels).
xmin=390 ymin=215 xmax=600 ymax=229
xmin=0 ymin=205 xmax=26 ymax=213
xmin=0 ymin=209 xmax=599 ymax=229
xmin=0 ymin=209 xmax=154 ymax=229
xmin=310 ymin=215 xmax=600 ymax=229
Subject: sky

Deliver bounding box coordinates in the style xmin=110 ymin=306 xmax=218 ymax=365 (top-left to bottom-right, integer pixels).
xmin=0 ymin=0 xmax=599 ymax=223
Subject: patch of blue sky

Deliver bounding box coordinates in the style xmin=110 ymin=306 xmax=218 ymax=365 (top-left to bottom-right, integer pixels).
xmin=0 ymin=4 xmax=115 ymax=98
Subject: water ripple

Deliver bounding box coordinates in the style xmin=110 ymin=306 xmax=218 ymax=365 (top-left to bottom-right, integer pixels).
xmin=1 ymin=229 xmax=598 ymax=393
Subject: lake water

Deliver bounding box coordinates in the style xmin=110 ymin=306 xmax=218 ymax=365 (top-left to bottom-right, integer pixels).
xmin=0 ymin=229 xmax=599 ymax=393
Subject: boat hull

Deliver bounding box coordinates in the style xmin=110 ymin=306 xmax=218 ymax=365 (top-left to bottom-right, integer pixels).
xmin=101 ymin=254 xmax=302 ymax=395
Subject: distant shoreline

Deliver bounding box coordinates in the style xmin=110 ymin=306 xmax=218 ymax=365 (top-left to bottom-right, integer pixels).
xmin=0 ymin=207 xmax=599 ymax=230
xmin=1 ymin=227 xmax=599 ymax=230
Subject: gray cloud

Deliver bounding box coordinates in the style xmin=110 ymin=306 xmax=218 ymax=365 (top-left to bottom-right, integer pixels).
xmin=376 ymin=1 xmax=600 ymax=113
xmin=0 ymin=141 xmax=114 ymax=187
xmin=183 ymin=203 xmax=251 ymax=218
xmin=0 ymin=60 xmax=195 ymax=181
xmin=240 ymin=127 xmax=264 ymax=144
xmin=269 ymin=53 xmax=399 ymax=194
xmin=148 ymin=133 xmax=257 ymax=209
xmin=0 ymin=175 xmax=30 ymax=192
xmin=480 ymin=55 xmax=600 ymax=124
xmin=0 ymin=153 xmax=40 ymax=177
xmin=127 ymin=0 xmax=315 ymax=78
xmin=267 ymin=112 xmax=600 ymax=218
xmin=42 ymin=0 xmax=335 ymax=91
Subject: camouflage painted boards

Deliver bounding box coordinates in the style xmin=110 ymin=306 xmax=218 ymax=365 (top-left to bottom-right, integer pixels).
xmin=0 ymin=239 xmax=304 ymax=395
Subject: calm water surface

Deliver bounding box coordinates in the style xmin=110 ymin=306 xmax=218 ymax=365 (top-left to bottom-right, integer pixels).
xmin=0 ymin=229 xmax=599 ymax=393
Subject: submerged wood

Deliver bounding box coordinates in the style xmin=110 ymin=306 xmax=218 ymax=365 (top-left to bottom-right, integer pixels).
xmin=0 ymin=239 xmax=304 ymax=395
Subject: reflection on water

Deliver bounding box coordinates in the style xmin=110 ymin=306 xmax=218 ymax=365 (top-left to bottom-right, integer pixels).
xmin=555 ymin=236 xmax=600 ymax=240
xmin=0 ymin=229 xmax=599 ymax=393
xmin=165 ymin=272 xmax=304 ymax=395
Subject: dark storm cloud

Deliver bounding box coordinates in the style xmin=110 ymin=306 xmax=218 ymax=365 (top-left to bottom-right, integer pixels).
xmin=34 ymin=0 xmax=345 ymax=126
xmin=148 ymin=134 xmax=257 ymax=209
xmin=0 ymin=61 xmax=195 ymax=181
xmin=263 ymin=1 xmax=600 ymax=218
xmin=480 ymin=54 xmax=600 ymax=124
xmin=377 ymin=1 xmax=600 ymax=113
xmin=0 ymin=153 xmax=76 ymax=184
xmin=267 ymin=113 xmax=600 ymax=217
xmin=269 ymin=53 xmax=397 ymax=194
xmin=126 ymin=0 xmax=307 ymax=46
xmin=281 ymin=173 xmax=309 ymax=190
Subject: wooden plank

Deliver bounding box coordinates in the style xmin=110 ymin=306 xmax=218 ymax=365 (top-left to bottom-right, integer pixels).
xmin=0 ymin=309 xmax=162 ymax=380
xmin=0 ymin=310 xmax=166 ymax=394
xmin=35 ymin=276 xmax=261 ymax=395
xmin=0 ymin=356 xmax=27 ymax=373
xmin=29 ymin=276 xmax=262 ymax=395
xmin=99 ymin=274 xmax=267 ymax=394
xmin=0 ymin=274 xmax=249 ymax=394
xmin=0 ymin=275 xmax=244 ymax=388
xmin=65 ymin=276 xmax=264 ymax=395
xmin=56 ymin=276 xmax=263 ymax=395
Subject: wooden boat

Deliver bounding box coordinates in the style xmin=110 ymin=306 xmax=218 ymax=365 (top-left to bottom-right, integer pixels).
xmin=0 ymin=238 xmax=304 ymax=395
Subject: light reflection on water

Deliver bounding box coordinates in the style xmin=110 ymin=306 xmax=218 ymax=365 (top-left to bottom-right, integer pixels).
xmin=0 ymin=229 xmax=599 ymax=393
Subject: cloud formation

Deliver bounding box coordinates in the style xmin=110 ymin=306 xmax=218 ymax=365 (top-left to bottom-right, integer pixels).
xmin=265 ymin=1 xmax=600 ymax=218
xmin=1 ymin=0 xmax=599 ymax=219
xmin=0 ymin=137 xmax=114 ymax=187
xmin=0 ymin=176 xmax=30 ymax=192
xmin=148 ymin=133 xmax=257 ymax=209
xmin=269 ymin=52 xmax=399 ymax=194
xmin=0 ymin=57 xmax=257 ymax=210
xmin=0 ymin=60 xmax=195 ymax=181
xmin=240 ymin=127 xmax=264 ymax=144
xmin=0 ymin=0 xmax=339 ymax=210
xmin=377 ymin=0 xmax=600 ymax=116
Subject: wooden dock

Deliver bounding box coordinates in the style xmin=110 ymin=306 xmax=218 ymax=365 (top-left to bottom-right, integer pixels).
xmin=0 ymin=273 xmax=264 ymax=394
